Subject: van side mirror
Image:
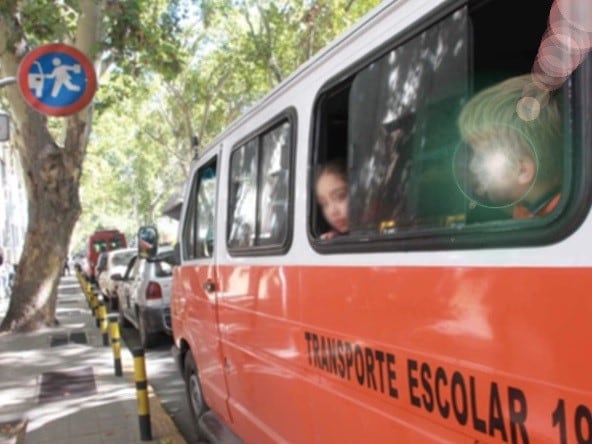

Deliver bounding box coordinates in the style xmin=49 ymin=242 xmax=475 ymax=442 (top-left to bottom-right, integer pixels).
xmin=138 ymin=226 xmax=158 ymax=258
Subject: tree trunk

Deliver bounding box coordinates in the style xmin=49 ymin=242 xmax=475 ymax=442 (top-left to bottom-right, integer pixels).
xmin=0 ymin=110 xmax=84 ymax=333
xmin=0 ymin=0 xmax=98 ymax=333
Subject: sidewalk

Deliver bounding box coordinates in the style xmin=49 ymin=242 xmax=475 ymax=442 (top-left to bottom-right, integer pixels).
xmin=0 ymin=275 xmax=186 ymax=444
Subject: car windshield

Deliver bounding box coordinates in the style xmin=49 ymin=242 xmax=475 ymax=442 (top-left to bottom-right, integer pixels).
xmin=112 ymin=251 xmax=135 ymax=266
xmin=154 ymin=252 xmax=174 ymax=277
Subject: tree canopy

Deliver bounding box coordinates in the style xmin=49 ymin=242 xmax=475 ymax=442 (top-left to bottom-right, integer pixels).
xmin=73 ymin=0 xmax=381 ymax=251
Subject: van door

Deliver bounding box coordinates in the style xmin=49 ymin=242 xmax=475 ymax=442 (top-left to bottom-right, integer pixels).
xmin=177 ymin=154 xmax=232 ymax=423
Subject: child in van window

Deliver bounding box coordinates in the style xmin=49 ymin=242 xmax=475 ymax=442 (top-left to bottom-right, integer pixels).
xmin=457 ymin=74 xmax=563 ymax=219
xmin=315 ymin=158 xmax=349 ymax=239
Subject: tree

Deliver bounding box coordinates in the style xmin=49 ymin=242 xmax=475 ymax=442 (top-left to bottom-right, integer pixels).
xmin=73 ymin=0 xmax=382 ymax=250
xmin=0 ymin=0 xmax=185 ymax=332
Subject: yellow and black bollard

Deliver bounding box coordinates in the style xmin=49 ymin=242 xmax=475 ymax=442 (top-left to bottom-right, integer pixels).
xmin=108 ymin=315 xmax=123 ymax=376
xmin=85 ymin=282 xmax=94 ymax=307
xmin=91 ymin=294 xmax=101 ymax=327
xmin=98 ymin=304 xmax=109 ymax=346
xmin=132 ymin=348 xmax=152 ymax=441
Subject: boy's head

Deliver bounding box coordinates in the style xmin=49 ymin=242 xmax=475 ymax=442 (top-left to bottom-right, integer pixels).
xmin=457 ymin=74 xmax=563 ymax=207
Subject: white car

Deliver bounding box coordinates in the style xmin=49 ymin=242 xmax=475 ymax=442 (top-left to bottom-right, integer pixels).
xmin=96 ymin=247 xmax=136 ymax=310
xmin=117 ymin=246 xmax=174 ymax=348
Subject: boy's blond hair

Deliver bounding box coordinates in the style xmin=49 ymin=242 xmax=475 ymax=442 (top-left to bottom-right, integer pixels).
xmin=458 ymin=74 xmax=563 ymax=185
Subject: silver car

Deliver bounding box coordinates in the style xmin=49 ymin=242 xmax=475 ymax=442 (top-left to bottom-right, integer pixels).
xmin=117 ymin=246 xmax=174 ymax=348
xmin=96 ymin=247 xmax=136 ymax=310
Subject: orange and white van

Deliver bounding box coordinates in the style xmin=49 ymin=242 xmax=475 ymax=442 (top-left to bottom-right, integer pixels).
xmin=170 ymin=0 xmax=592 ymax=442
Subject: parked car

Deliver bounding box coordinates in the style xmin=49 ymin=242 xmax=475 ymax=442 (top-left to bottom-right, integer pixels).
xmin=84 ymin=229 xmax=127 ymax=282
xmin=96 ymin=247 xmax=136 ymax=310
xmin=116 ymin=246 xmax=174 ymax=348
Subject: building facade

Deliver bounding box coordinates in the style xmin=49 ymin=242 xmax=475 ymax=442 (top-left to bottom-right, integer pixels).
xmin=0 ymin=141 xmax=27 ymax=265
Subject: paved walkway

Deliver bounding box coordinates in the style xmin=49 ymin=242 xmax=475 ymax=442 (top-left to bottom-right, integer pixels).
xmin=0 ymin=275 xmax=186 ymax=444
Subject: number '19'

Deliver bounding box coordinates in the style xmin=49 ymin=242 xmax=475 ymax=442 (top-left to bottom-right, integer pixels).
xmin=552 ymin=399 xmax=592 ymax=444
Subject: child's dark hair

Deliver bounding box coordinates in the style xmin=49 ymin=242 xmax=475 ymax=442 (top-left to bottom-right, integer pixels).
xmin=315 ymin=158 xmax=347 ymax=185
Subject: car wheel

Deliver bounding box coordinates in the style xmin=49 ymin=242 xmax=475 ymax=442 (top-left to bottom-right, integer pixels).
xmin=138 ymin=310 xmax=156 ymax=349
xmin=184 ymin=351 xmax=208 ymax=424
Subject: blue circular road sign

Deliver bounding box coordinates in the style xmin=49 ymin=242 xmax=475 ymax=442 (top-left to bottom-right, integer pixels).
xmin=17 ymin=43 xmax=97 ymax=117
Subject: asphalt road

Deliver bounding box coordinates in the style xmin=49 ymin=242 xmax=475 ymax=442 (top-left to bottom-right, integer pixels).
xmin=119 ymin=325 xmax=206 ymax=444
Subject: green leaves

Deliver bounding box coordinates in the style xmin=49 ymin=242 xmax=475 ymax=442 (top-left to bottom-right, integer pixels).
xmin=74 ymin=0 xmax=380 ymax=249
xmin=101 ymin=0 xmax=186 ymax=80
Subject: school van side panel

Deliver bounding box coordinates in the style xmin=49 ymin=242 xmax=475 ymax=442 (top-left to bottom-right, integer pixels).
xmin=215 ymin=263 xmax=592 ymax=443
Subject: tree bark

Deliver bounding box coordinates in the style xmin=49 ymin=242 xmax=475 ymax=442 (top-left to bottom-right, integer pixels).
xmin=0 ymin=108 xmax=83 ymax=332
xmin=0 ymin=0 xmax=100 ymax=333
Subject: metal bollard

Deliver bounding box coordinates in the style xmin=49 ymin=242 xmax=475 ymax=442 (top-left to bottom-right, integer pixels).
xmin=108 ymin=315 xmax=123 ymax=376
xmin=132 ymin=348 xmax=152 ymax=441
xmin=98 ymin=304 xmax=109 ymax=346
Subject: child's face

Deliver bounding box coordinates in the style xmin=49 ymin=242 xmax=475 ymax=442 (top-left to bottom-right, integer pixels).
xmin=468 ymin=141 xmax=534 ymax=206
xmin=316 ymin=172 xmax=349 ymax=234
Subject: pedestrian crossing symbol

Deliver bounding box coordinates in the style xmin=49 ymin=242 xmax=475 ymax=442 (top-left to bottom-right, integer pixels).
xmin=17 ymin=43 xmax=97 ymax=117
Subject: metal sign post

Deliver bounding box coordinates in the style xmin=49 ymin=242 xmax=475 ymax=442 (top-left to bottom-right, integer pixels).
xmin=0 ymin=113 xmax=8 ymax=142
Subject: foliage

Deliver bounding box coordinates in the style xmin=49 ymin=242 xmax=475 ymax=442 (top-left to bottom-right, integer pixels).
xmin=76 ymin=74 xmax=182 ymax=248
xmin=0 ymin=0 xmax=189 ymax=331
xmin=74 ymin=0 xmax=382 ymax=252
xmin=101 ymin=0 xmax=188 ymax=79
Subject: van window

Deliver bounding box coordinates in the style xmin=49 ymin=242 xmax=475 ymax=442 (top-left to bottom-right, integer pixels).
xmin=227 ymin=117 xmax=293 ymax=253
xmin=311 ymin=0 xmax=573 ymax=249
xmin=182 ymin=158 xmax=218 ymax=260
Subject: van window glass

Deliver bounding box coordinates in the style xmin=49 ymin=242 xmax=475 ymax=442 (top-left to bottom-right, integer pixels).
xmin=181 ymin=176 xmax=198 ymax=259
xmin=183 ymin=158 xmax=218 ymax=260
xmin=348 ymin=9 xmax=469 ymax=234
xmin=228 ymin=119 xmax=292 ymax=252
xmin=258 ymin=122 xmax=290 ymax=245
xmin=109 ymin=237 xmax=124 ymax=249
xmin=93 ymin=240 xmax=107 ymax=253
xmin=312 ymin=1 xmax=572 ymax=248
xmin=228 ymin=139 xmax=258 ymax=248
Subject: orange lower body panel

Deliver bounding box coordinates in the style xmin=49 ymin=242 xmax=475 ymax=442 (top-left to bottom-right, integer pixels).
xmin=174 ymin=264 xmax=592 ymax=443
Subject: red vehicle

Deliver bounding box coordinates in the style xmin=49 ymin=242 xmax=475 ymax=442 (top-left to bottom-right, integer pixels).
xmin=85 ymin=230 xmax=127 ymax=282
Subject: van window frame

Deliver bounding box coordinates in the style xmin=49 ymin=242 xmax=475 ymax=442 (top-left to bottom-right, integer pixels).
xmin=308 ymin=0 xmax=592 ymax=253
xmin=181 ymin=155 xmax=219 ymax=262
xmin=226 ymin=107 xmax=297 ymax=257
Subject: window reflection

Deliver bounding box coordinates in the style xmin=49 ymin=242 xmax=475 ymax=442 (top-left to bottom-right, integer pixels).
xmin=348 ymin=9 xmax=469 ymax=234
xmin=228 ymin=120 xmax=291 ymax=250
